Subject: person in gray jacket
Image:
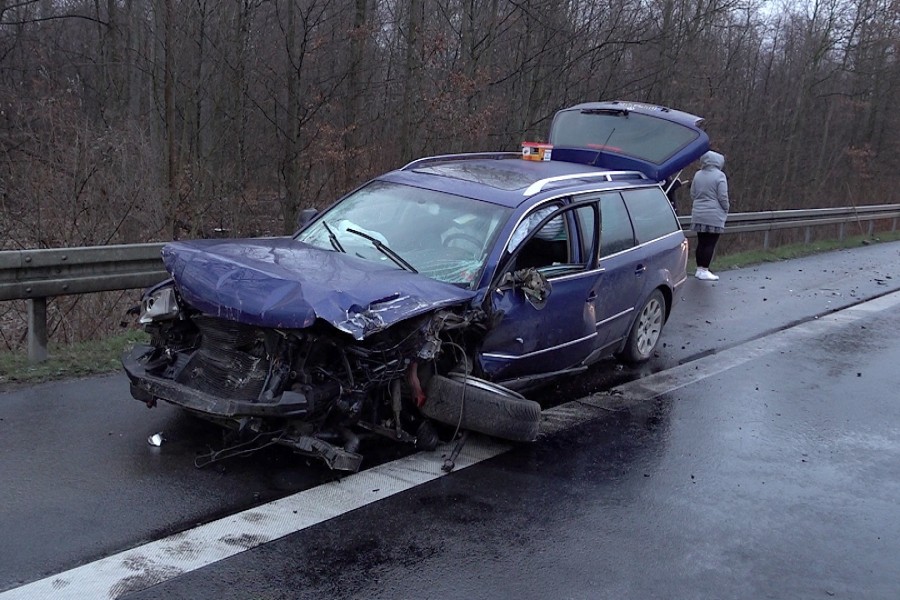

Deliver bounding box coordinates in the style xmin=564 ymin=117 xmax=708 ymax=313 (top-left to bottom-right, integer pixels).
xmin=690 ymin=150 xmax=729 ymax=281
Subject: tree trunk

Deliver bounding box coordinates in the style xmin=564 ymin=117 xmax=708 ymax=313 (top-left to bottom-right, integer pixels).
xmin=164 ymin=0 xmax=179 ymax=238
xmin=400 ymin=0 xmax=422 ymax=163
xmin=282 ymin=0 xmax=302 ymax=234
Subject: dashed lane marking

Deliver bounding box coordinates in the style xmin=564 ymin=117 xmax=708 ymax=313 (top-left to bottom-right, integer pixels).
xmin=4 ymin=289 xmax=899 ymax=599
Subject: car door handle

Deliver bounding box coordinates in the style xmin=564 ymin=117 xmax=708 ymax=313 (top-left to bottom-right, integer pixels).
xmin=587 ymin=291 xmax=597 ymax=302
xmin=634 ymin=264 xmax=646 ymax=275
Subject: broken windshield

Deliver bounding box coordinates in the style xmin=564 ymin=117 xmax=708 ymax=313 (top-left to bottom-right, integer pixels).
xmin=295 ymin=181 xmax=512 ymax=289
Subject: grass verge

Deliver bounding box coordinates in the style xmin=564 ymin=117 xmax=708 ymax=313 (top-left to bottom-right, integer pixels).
xmin=689 ymin=230 xmax=900 ymax=272
xmin=1 ymin=232 xmax=899 ymax=388
xmin=0 ymin=329 xmax=148 ymax=388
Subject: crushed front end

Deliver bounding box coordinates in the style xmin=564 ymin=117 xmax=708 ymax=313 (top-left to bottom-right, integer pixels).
xmin=124 ymin=279 xmax=479 ymax=472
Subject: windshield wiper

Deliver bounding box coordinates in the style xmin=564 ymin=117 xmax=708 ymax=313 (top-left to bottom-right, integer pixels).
xmin=581 ymin=108 xmax=629 ymax=117
xmin=322 ymin=221 xmax=345 ymax=253
xmin=345 ymin=228 xmax=418 ymax=273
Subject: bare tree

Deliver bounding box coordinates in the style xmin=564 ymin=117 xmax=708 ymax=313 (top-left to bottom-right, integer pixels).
xmin=3 ymin=0 xmax=900 ymax=349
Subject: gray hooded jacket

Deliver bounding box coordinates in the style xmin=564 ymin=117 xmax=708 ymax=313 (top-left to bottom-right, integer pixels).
xmin=690 ymin=151 xmax=729 ymax=229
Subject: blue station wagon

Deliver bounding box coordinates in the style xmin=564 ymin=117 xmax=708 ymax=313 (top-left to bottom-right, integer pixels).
xmin=123 ymin=101 xmax=710 ymax=471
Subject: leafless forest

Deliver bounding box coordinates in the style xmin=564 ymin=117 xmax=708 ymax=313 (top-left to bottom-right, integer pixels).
xmin=1 ymin=0 xmax=899 ymax=350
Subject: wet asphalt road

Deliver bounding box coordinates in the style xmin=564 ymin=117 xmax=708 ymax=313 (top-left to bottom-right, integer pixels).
xmin=1 ymin=242 xmax=900 ymax=598
xmin=123 ymin=312 xmax=900 ymax=600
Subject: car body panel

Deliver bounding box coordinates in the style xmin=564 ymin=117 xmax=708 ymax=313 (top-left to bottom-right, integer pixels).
xmin=479 ymin=267 xmax=604 ymax=381
xmin=478 ymin=185 xmax=687 ymax=384
xmin=592 ymin=252 xmax=648 ymax=348
xmin=162 ymin=238 xmax=475 ymax=339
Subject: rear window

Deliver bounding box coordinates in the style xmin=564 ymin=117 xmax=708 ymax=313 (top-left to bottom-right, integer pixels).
xmin=621 ymin=188 xmax=680 ymax=243
xmin=550 ymin=110 xmax=700 ymax=163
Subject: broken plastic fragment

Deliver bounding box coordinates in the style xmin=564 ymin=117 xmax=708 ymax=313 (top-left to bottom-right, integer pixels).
xmin=147 ymin=432 xmax=165 ymax=447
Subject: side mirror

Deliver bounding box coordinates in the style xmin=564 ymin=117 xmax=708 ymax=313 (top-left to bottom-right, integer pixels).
xmin=496 ymin=268 xmax=552 ymax=310
xmin=297 ymin=208 xmax=318 ymax=229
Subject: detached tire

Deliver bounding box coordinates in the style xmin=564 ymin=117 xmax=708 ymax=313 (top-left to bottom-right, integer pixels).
xmin=422 ymin=374 xmax=541 ymax=442
xmin=618 ymin=288 xmax=666 ymax=365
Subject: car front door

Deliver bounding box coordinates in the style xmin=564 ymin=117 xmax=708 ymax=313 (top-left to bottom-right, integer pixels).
xmin=478 ymin=200 xmax=602 ymax=387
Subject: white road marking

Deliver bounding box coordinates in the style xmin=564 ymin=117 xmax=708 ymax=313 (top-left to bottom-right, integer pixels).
xmin=1 ymin=439 xmax=511 ymax=600
xmin=4 ymin=290 xmax=899 ymax=599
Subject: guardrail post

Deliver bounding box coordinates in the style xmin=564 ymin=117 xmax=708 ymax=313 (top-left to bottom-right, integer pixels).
xmin=27 ymin=297 xmax=49 ymax=363
xmin=763 ymin=231 xmax=770 ymax=250
xmin=804 ymin=227 xmax=811 ymax=244
xmin=838 ymin=223 xmax=845 ymax=241
xmin=868 ymin=221 xmax=874 ymax=236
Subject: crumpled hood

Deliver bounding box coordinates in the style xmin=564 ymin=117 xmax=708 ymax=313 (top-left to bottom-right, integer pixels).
xmin=161 ymin=238 xmax=475 ymax=339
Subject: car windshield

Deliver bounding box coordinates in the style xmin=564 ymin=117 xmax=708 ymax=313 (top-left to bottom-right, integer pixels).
xmin=295 ymin=181 xmax=511 ymax=289
xmin=551 ymin=109 xmax=699 ymax=163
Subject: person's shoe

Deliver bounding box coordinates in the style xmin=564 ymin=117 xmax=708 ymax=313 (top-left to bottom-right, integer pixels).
xmin=695 ymin=268 xmax=719 ymax=281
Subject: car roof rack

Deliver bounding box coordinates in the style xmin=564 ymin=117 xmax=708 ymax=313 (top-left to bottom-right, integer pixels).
xmin=523 ymin=170 xmax=650 ymax=196
xmin=400 ymin=152 xmax=520 ymax=170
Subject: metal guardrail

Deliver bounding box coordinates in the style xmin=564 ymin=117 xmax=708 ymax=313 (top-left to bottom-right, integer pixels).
xmin=2 ymin=204 xmax=899 ymax=362
xmin=678 ymin=205 xmax=900 ymax=246
xmin=0 ymin=243 xmax=168 ymax=362
xmin=0 ymin=243 xmax=167 ymax=302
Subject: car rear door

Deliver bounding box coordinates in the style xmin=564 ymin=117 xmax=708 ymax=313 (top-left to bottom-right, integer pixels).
xmin=574 ymin=186 xmax=685 ymax=352
xmin=619 ymin=185 xmax=687 ymax=300
xmin=574 ymin=191 xmax=647 ymax=350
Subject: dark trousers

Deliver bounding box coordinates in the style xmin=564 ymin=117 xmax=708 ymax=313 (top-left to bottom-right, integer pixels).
xmin=695 ymin=232 xmax=720 ymax=269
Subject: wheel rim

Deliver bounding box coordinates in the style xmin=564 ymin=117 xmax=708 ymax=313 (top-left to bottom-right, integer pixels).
xmin=635 ymin=297 xmax=663 ymax=357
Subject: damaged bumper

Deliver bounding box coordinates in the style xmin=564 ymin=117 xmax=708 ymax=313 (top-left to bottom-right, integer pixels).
xmin=123 ymin=345 xmax=315 ymax=418
xmin=122 ymin=344 xmax=363 ymax=471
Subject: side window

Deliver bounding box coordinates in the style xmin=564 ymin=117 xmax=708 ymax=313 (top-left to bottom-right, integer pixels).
xmin=575 ymin=201 xmax=598 ymax=260
xmin=599 ymin=192 xmax=636 ymax=257
xmin=621 ymin=187 xmax=680 ymax=244
xmin=507 ymin=203 xmax=577 ymax=273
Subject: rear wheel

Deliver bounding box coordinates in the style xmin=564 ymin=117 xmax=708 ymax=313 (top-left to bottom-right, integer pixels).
xmin=618 ymin=289 xmax=666 ymax=365
xmin=421 ymin=373 xmax=541 ymax=442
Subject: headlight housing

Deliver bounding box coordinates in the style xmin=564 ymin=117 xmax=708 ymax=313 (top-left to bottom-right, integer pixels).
xmin=139 ymin=285 xmax=181 ymax=324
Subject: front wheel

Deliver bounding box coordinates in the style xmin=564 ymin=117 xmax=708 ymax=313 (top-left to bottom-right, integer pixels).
xmin=421 ymin=374 xmax=541 ymax=442
xmin=618 ymin=289 xmax=666 ymax=365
